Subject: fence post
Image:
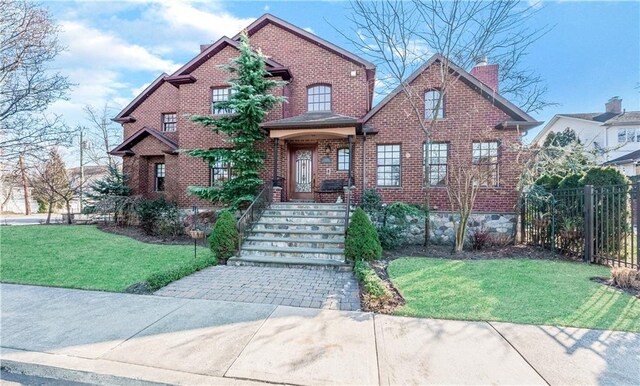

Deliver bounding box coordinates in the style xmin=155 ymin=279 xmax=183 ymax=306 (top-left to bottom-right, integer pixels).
xmin=520 ymin=197 xmax=526 ymax=244
xmin=635 ymin=182 xmax=640 ymax=268
xmin=584 ymin=185 xmax=594 ymax=263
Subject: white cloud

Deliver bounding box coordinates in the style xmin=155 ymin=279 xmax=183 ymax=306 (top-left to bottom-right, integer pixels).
xmin=264 ymin=5 xmax=270 ymax=11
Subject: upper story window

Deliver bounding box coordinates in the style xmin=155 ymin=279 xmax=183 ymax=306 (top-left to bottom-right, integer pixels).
xmin=425 ymin=90 xmax=444 ymax=120
xmin=155 ymin=163 xmax=165 ymax=192
xmin=162 ymin=113 xmax=176 ymax=132
xmin=211 ymin=87 xmax=235 ymax=115
xmin=618 ymin=128 xmax=640 ymax=143
xmin=423 ymin=142 xmax=448 ymax=186
xmin=307 ymin=84 xmax=332 ymax=112
xmin=472 ymin=141 xmax=499 ymax=187
xmin=377 ymin=144 xmax=401 ymax=187
xmin=337 ymin=148 xmax=350 ymax=171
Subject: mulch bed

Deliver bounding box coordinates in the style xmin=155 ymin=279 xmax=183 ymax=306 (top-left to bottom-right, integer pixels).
xmin=591 ymin=277 xmax=640 ymax=299
xmin=124 ymin=282 xmax=153 ymax=295
xmin=97 ymin=224 xmax=196 ymax=246
xmin=383 ymin=243 xmax=581 ymax=262
xmin=358 ymin=260 xmax=406 ymax=314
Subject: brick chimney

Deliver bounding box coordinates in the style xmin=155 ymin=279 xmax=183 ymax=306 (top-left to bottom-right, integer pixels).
xmin=470 ymin=56 xmax=499 ymax=93
xmin=605 ymin=96 xmax=622 ymax=114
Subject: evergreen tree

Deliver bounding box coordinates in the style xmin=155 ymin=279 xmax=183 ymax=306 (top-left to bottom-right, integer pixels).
xmin=185 ymin=31 xmax=286 ymax=209
xmin=86 ymin=165 xmax=131 ymax=201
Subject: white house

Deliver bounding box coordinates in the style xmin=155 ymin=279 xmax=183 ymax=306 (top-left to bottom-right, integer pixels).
xmin=532 ymin=97 xmax=640 ymax=176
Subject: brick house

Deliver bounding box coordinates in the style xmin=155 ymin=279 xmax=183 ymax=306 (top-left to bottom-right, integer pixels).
xmin=111 ymin=14 xmax=540 ymax=228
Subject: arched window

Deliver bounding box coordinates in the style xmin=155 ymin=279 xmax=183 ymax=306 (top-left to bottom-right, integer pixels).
xmin=307 ymin=84 xmax=332 ymax=112
xmin=425 ymin=89 xmax=444 ymax=119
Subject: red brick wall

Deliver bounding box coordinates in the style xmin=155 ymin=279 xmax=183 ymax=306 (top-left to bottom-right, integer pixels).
xmin=363 ymin=64 xmax=521 ymax=213
xmin=123 ymin=82 xmax=179 ymax=141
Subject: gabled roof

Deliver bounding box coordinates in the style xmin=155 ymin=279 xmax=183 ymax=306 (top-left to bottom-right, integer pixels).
xmin=109 ymin=127 xmax=178 ymax=155
xmin=362 ymin=54 xmax=540 ymax=129
xmin=559 ymin=112 xmax=618 ymax=123
xmin=603 ymin=149 xmax=640 ymax=165
xmin=113 ymin=73 xmax=167 ymax=123
xmin=239 ymin=14 xmax=375 ymax=70
xmin=168 ymin=36 xmax=291 ymax=80
xmin=603 ymin=111 xmax=640 ymax=126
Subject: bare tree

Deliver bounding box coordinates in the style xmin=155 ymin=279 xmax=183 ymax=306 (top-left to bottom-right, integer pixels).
xmin=80 ymin=104 xmax=122 ymax=169
xmin=31 ymin=149 xmax=68 ymax=224
xmin=340 ymin=0 xmax=553 ymax=247
xmin=1 ymin=0 xmax=73 ymax=160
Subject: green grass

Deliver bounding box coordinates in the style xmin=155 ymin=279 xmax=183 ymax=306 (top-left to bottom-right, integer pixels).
xmin=1 ymin=225 xmax=214 ymax=292
xmin=389 ymin=258 xmax=640 ymax=332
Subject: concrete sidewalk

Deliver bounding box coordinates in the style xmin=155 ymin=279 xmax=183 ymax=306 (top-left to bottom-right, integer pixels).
xmin=1 ymin=284 xmax=638 ymax=385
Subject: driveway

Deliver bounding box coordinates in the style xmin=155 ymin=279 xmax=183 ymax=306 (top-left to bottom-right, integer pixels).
xmin=2 ymin=283 xmax=638 ymax=385
xmin=155 ymin=265 xmax=361 ymax=311
xmin=0 ymin=214 xmax=62 ymax=226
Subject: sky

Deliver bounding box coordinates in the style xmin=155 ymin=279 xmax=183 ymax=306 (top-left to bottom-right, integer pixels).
xmin=43 ymin=0 xmax=640 ymax=163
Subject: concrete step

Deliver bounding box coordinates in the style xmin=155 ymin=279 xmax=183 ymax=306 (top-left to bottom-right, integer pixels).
xmin=262 ymin=208 xmax=349 ymax=217
xmin=249 ymin=228 xmax=345 ymax=239
xmin=270 ymin=203 xmax=347 ymax=210
xmin=240 ymin=244 xmax=344 ymax=260
xmin=258 ymin=214 xmax=346 ymax=225
xmin=252 ymin=222 xmax=345 ymax=232
xmin=229 ymin=255 xmax=351 ymax=271
xmin=245 ymin=236 xmax=344 ymax=249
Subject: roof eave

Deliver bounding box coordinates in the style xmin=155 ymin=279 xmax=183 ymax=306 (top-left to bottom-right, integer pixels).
xmin=495 ymin=121 xmax=544 ymax=131
xmin=165 ymin=74 xmax=196 ymax=86
xmin=112 ymin=73 xmax=168 ymax=120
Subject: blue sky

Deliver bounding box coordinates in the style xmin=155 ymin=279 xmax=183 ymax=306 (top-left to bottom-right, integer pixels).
xmin=45 ymin=0 xmax=639 ymax=153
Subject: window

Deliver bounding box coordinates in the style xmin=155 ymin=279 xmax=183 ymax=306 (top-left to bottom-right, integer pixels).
xmin=162 ymin=113 xmax=177 ymax=132
xmin=424 ymin=90 xmax=444 ymax=120
xmin=337 ymin=148 xmax=350 ymax=171
xmin=155 ymin=163 xmax=165 ymax=191
xmin=423 ymin=142 xmax=448 ymax=186
xmin=211 ymin=87 xmax=235 ymax=115
xmin=307 ymin=85 xmax=331 ymax=112
xmin=377 ymin=144 xmax=401 ymax=187
xmin=210 ymin=160 xmax=233 ymax=187
xmin=618 ymin=128 xmax=640 ymax=143
xmin=472 ymin=142 xmax=499 ymax=187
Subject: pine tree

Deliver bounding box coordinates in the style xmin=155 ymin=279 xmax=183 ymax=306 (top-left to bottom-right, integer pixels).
xmin=185 ymin=31 xmax=286 ymax=209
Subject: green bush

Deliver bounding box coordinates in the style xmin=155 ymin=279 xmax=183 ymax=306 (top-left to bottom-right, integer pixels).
xmin=354 ymin=260 xmax=391 ymax=299
xmin=534 ymin=174 xmax=563 ymax=191
xmin=147 ymin=254 xmax=217 ymax=290
xmin=558 ymin=172 xmax=585 ymax=190
xmin=346 ymin=208 xmax=382 ymax=261
xmin=581 ymin=166 xmax=629 ymax=186
xmin=376 ymin=225 xmax=404 ymax=250
xmin=361 ymin=188 xmax=383 ymax=213
xmin=135 ymin=197 xmax=183 ymax=238
xmin=209 ymin=210 xmax=238 ymax=263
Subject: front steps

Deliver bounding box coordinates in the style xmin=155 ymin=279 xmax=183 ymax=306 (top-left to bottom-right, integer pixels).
xmin=229 ymin=203 xmax=351 ymax=270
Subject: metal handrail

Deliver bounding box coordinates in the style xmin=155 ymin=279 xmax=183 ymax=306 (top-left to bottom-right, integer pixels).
xmin=236 ymin=182 xmax=273 ymax=254
xmin=344 ymin=186 xmax=352 ymax=237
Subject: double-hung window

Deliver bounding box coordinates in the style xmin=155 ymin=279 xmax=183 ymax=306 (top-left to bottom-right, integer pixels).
xmin=423 ymin=142 xmax=448 ymax=186
xmin=425 ymin=90 xmax=444 ymax=120
xmin=307 ymin=85 xmax=331 ymax=112
xmin=337 ymin=148 xmax=350 ymax=171
xmin=155 ymin=163 xmax=165 ymax=192
xmin=210 ymin=160 xmax=233 ymax=187
xmin=211 ymin=88 xmax=235 ymax=115
xmin=162 ymin=113 xmax=177 ymax=132
xmin=472 ymin=142 xmax=499 ymax=187
xmin=377 ymin=144 xmax=401 ymax=187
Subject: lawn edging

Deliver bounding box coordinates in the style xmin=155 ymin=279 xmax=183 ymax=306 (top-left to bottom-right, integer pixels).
xmin=146 ymin=254 xmax=217 ymax=291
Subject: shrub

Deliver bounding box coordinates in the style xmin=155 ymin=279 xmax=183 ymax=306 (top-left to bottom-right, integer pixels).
xmin=345 ymin=208 xmax=382 ymax=261
xmin=558 ymin=172 xmax=585 ymax=190
xmin=147 ymin=254 xmax=217 ymax=290
xmin=581 ymin=166 xmax=629 ymax=187
xmin=611 ymin=267 xmax=640 ymax=289
xmin=376 ymin=225 xmax=404 ymax=250
xmin=361 ymin=188 xmax=383 ymax=213
xmin=354 ymin=260 xmax=391 ymax=300
xmin=209 ymin=210 xmax=238 ymax=264
xmin=136 ymin=197 xmax=183 ymax=238
xmin=534 ymin=174 xmax=563 ymax=191
xmin=471 ymin=227 xmax=491 ymax=250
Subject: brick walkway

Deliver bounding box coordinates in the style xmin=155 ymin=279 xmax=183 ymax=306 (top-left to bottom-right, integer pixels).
xmin=154 ymin=266 xmax=361 ymax=311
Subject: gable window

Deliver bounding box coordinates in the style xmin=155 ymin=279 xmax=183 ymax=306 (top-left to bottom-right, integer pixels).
xmin=210 ymin=160 xmax=233 ymax=187
xmin=162 ymin=113 xmax=177 ymax=132
xmin=155 ymin=163 xmax=165 ymax=192
xmin=423 ymin=142 xmax=448 ymax=186
xmin=425 ymin=90 xmax=444 ymax=120
xmin=337 ymin=148 xmax=350 ymax=171
xmin=618 ymin=128 xmax=640 ymax=143
xmin=307 ymin=84 xmax=331 ymax=112
xmin=211 ymin=87 xmax=235 ymax=115
xmin=377 ymin=144 xmax=401 ymax=187
xmin=472 ymin=141 xmax=499 ymax=187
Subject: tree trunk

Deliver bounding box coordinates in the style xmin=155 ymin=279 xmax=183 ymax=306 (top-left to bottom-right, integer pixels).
xmin=454 ymin=213 xmax=470 ymax=252
xmin=19 ymin=154 xmax=31 ymax=215
xmin=46 ymin=197 xmax=53 ymax=224
xmin=65 ymin=200 xmax=72 ymax=224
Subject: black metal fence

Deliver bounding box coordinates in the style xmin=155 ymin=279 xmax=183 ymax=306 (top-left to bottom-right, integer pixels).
xmin=521 ymin=183 xmax=639 ymax=269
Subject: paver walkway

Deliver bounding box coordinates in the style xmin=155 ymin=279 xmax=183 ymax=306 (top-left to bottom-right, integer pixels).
xmin=154 ymin=265 xmax=361 ymax=311
xmin=2 ymin=284 xmax=639 ymax=385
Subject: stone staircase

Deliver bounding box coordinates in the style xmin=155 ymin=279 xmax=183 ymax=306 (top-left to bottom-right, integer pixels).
xmin=229 ymin=203 xmax=351 ymax=270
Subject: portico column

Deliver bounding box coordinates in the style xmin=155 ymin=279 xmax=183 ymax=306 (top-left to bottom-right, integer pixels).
xmin=347 ymin=135 xmax=354 ymax=187
xmin=273 ymin=137 xmax=279 ymax=185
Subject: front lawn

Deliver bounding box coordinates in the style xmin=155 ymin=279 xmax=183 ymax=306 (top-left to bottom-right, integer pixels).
xmin=1 ymin=225 xmax=214 ymax=292
xmin=389 ymin=258 xmax=640 ymax=332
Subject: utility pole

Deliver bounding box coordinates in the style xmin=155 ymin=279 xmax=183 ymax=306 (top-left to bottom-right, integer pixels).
xmin=79 ymin=130 xmax=84 ymax=213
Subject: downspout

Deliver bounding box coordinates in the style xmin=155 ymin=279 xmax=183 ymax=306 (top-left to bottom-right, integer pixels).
xmin=362 ymin=132 xmax=367 ymax=196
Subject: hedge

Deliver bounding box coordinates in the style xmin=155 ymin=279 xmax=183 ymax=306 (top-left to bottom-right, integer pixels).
xmin=146 ymin=254 xmax=217 ymax=290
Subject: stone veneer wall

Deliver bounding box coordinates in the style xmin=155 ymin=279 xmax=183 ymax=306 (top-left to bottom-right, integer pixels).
xmin=373 ymin=211 xmax=517 ymax=245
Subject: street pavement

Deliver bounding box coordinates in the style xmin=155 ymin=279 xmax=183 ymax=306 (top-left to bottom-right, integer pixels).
xmin=1 ymin=283 xmax=638 ymax=385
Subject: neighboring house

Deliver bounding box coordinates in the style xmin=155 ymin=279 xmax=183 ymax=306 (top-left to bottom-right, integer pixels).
xmin=532 ymin=97 xmax=640 ymax=176
xmin=111 ymin=14 xmax=539 ymax=219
